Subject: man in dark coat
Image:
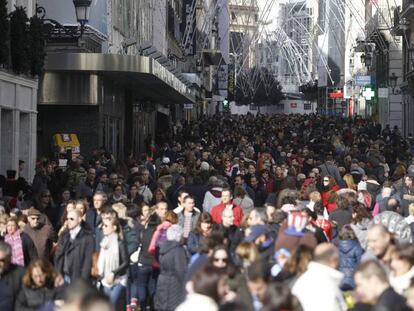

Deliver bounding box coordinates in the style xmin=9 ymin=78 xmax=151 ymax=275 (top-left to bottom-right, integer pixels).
xmin=54 ymin=209 xmax=94 ymax=283
xmin=0 ymin=241 xmax=25 ymax=310
xmin=24 ymin=207 xmax=56 ymax=261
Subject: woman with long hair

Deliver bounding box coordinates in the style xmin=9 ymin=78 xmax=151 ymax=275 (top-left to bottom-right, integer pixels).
xmin=4 ymin=216 xmax=37 ymax=266
xmin=97 ymin=217 xmax=129 ymax=309
xmin=187 ymin=213 xmax=213 ymax=255
xmin=15 ymin=258 xmax=64 ymax=311
xmin=343 ymin=174 xmax=357 ymax=191
xmin=321 ymin=175 xmax=339 ymax=208
xmin=350 ymin=203 xmax=373 ymax=250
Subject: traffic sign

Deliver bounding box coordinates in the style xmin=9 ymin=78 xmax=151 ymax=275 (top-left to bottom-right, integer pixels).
xmin=355 ymin=76 xmax=371 ymax=86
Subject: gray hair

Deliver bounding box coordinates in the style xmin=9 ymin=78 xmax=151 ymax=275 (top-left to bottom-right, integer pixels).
xmin=167 ymin=224 xmax=184 ymax=242
xmin=0 ymin=241 xmax=12 ymax=258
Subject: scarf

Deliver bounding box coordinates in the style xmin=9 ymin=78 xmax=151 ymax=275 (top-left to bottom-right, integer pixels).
xmin=98 ymin=233 xmax=120 ymax=287
xmin=5 ymin=231 xmax=24 ymax=266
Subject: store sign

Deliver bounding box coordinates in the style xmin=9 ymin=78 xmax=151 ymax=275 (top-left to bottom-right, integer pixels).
xmin=329 ymin=92 xmax=344 ymax=98
xmin=363 ymin=88 xmax=375 ymax=100
xmin=355 ymin=75 xmax=371 ymax=86
xmin=184 ymin=103 xmax=194 ymax=109
xmin=291 ymin=102 xmax=297 ymax=108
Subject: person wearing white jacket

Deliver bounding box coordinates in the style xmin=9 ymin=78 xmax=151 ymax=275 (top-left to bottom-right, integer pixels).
xmin=292 ymin=243 xmax=346 ymax=311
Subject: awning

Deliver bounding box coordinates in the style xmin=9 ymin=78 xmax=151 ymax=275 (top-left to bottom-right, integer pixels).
xmin=44 ymin=53 xmax=196 ymax=104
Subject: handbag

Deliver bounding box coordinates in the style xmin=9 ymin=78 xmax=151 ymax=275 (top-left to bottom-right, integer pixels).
xmin=90 ymin=251 xmax=100 ymax=278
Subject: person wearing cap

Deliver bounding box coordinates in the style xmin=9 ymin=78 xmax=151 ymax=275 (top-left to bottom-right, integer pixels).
xmin=210 ymin=189 xmax=243 ymax=227
xmin=245 ymin=224 xmax=274 ymax=265
xmin=23 ymin=207 xmax=56 ymax=261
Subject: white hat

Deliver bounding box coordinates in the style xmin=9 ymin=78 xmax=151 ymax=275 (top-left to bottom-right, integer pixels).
xmin=162 ymin=157 xmax=170 ymax=164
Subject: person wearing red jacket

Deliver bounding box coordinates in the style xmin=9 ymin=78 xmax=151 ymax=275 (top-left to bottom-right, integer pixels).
xmin=210 ymin=189 xmax=243 ymax=227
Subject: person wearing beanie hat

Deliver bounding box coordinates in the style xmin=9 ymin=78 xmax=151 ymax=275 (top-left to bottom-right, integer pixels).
xmin=154 ymin=224 xmax=188 ymax=311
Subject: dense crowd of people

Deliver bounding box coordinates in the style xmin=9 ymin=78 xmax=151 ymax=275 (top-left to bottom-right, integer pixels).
xmin=1 ymin=113 xmax=414 ymax=311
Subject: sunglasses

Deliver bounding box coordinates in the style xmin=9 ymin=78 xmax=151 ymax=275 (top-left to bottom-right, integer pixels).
xmin=214 ymin=257 xmax=228 ymax=263
xmin=323 ymin=179 xmax=329 ymax=182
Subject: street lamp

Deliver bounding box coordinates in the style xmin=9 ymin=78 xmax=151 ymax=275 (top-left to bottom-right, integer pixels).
xmin=73 ymin=0 xmax=92 ymax=30
xmin=389 ymin=72 xmax=398 ymax=94
xmin=36 ymin=0 xmax=92 ymax=38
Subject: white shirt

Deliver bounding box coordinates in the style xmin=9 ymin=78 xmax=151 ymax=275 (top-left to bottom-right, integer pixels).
xmin=69 ymin=225 xmax=81 ymax=240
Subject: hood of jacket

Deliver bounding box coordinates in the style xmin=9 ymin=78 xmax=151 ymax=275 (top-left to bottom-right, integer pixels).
xmin=209 ymin=188 xmax=222 ymax=198
xmin=339 ymin=239 xmax=360 ymax=254
xmin=160 ymin=240 xmax=181 ymax=254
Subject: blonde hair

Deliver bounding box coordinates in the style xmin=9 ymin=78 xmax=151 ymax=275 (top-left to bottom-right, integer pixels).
xmin=409 ymin=203 xmax=414 ymax=216
xmin=309 ymin=191 xmax=321 ymax=203
xmin=236 ymin=241 xmax=259 ymax=263
xmin=112 ymin=202 xmax=127 ymax=219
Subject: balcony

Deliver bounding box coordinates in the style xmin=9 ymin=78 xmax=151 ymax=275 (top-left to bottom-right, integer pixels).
xmin=402 ymin=0 xmax=414 ymax=19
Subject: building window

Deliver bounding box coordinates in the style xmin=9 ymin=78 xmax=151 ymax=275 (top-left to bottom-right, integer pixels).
xmin=304 ymin=103 xmax=312 ymax=110
xmin=231 ymin=12 xmax=236 ymax=20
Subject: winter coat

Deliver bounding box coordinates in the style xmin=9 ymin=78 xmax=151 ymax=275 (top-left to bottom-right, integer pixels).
xmin=120 ymin=218 xmax=140 ymax=255
xmin=138 ymin=214 xmax=160 ymax=266
xmin=154 ymin=240 xmax=188 ymax=311
xmin=373 ymin=287 xmax=410 ymax=311
xmin=210 ymin=202 xmax=244 ymax=227
xmin=149 ymin=221 xmax=173 ymax=267
xmin=0 ymin=264 xmax=25 ymax=310
xmin=292 ymin=262 xmax=347 ymax=311
xmin=186 ymin=231 xmax=205 ymax=255
xmin=350 ymin=218 xmax=371 ymax=250
xmin=20 ymin=232 xmax=38 ymax=266
xmin=15 ymin=284 xmax=59 ymax=311
xmin=177 ymin=210 xmax=200 ymax=234
xmin=24 ymin=222 xmax=56 ymax=260
xmin=338 ymin=239 xmax=364 ymax=290
xmin=54 ymin=227 xmax=94 ymax=281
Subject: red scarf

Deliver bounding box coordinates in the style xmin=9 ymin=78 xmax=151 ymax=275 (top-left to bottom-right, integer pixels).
xmin=5 ymin=231 xmax=24 ymax=266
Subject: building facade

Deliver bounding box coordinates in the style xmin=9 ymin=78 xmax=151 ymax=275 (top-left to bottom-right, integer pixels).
xmin=37 ymin=0 xmax=196 ymax=159
xmin=0 ymin=0 xmax=37 ymax=181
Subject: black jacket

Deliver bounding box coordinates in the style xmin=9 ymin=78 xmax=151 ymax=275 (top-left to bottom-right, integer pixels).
xmin=15 ymin=284 xmax=61 ymax=311
xmin=138 ymin=214 xmax=160 ymax=266
xmin=0 ymin=264 xmax=25 ymax=310
xmin=373 ymin=287 xmax=410 ymax=311
xmin=155 ymin=240 xmax=188 ymax=310
xmin=20 ymin=232 xmax=38 ymax=266
xmin=54 ymin=227 xmax=94 ymax=281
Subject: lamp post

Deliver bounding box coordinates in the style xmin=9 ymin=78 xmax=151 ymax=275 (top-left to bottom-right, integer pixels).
xmin=409 ymin=44 xmax=414 ymax=70
xmin=36 ymin=0 xmax=92 ymax=38
xmin=389 ymin=72 xmax=398 ymax=94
